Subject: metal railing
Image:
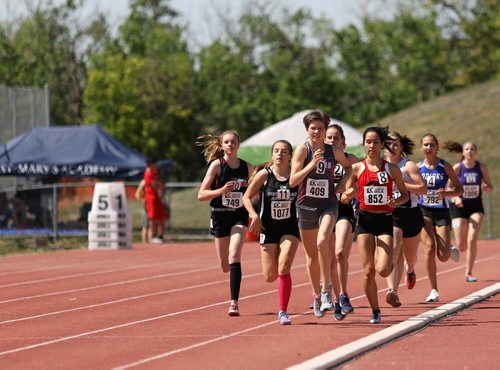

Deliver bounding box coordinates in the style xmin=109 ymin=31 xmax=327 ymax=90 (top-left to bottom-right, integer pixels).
xmin=0 ymin=181 xmax=495 ymax=240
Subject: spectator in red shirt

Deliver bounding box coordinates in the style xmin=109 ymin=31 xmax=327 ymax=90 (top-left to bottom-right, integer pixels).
xmin=144 ymin=157 xmax=167 ymax=243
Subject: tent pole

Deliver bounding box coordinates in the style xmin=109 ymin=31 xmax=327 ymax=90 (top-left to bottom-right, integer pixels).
xmin=52 ymin=184 xmax=58 ymax=240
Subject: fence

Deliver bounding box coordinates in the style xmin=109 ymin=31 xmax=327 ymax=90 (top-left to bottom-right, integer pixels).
xmin=0 ymin=181 xmax=212 ymax=240
xmin=0 ymin=84 xmax=51 ymax=190
xmin=0 ymin=181 xmax=495 ymax=240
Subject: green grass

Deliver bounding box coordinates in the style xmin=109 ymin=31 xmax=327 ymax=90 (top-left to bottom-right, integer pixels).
xmin=2 ymin=80 xmax=498 ymax=256
xmin=364 ymin=79 xmax=500 ymax=238
xmin=167 ymin=187 xmax=211 ymax=233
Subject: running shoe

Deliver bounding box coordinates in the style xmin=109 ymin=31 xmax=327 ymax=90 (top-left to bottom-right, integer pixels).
xmin=228 ymin=302 xmax=240 ymax=316
xmin=339 ymin=293 xmax=354 ymax=314
xmin=151 ymin=237 xmax=164 ymax=244
xmin=313 ymin=296 xmax=325 ymax=318
xmin=333 ymin=300 xmax=346 ymax=321
xmin=370 ymin=310 xmax=382 ymax=324
xmin=385 ymin=290 xmax=402 ymax=307
xmin=406 ymin=271 xmax=416 ymax=290
xmin=465 ymin=275 xmax=478 ymax=282
xmin=450 ymin=245 xmax=460 ymax=262
xmin=425 ymin=289 xmax=439 ymax=302
xmin=320 ymin=291 xmax=333 ymax=311
xmin=278 ymin=311 xmax=291 ymax=325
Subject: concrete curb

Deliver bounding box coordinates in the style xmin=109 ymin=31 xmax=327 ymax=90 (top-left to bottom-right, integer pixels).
xmin=288 ymin=283 xmax=500 ymax=370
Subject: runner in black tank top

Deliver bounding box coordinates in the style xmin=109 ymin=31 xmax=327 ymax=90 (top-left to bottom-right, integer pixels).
xmin=243 ymin=140 xmax=300 ymax=325
xmin=325 ymin=123 xmax=360 ymax=319
xmin=197 ymin=130 xmax=253 ymax=317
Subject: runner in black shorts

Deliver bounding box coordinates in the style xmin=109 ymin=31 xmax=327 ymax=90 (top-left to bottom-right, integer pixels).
xmin=445 ymin=140 xmax=493 ymax=282
xmin=418 ymin=134 xmax=463 ymax=303
xmin=197 ymin=130 xmax=253 ymax=317
xmin=324 ymin=123 xmax=360 ymax=319
xmin=350 ymin=126 xmax=409 ymax=324
xmin=243 ymin=140 xmax=300 ymax=325
xmin=383 ymin=131 xmax=427 ymax=307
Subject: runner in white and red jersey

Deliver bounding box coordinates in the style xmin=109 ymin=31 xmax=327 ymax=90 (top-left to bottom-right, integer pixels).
xmin=345 ymin=126 xmax=409 ymax=324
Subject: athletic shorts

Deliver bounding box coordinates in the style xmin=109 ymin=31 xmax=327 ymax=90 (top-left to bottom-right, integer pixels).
xmin=450 ymin=199 xmax=484 ymax=219
xmin=334 ymin=201 xmax=356 ymax=231
xmin=419 ymin=205 xmax=451 ymax=227
xmin=297 ymin=203 xmax=338 ymax=230
xmin=260 ymin=222 xmax=300 ymax=245
xmin=355 ymin=210 xmax=393 ymax=237
xmin=210 ymin=208 xmax=248 ymax=238
xmin=392 ymin=206 xmax=424 ymax=238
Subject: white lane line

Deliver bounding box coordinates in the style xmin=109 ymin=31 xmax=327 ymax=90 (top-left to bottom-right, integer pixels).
xmin=1 ymin=254 xmax=497 ymax=365
xmin=0 ymin=263 xmax=360 ymax=324
xmin=0 ymin=268 xmax=271 ymax=325
xmin=0 ymin=258 xmax=261 ymax=304
xmin=0 ymin=281 xmax=311 ymax=357
xmin=287 ymin=282 xmax=500 ymax=370
xmin=0 ymin=265 xmax=217 ymax=304
xmin=111 ymin=255 xmax=499 ymax=369
xmin=0 ymin=262 xmax=183 ymax=289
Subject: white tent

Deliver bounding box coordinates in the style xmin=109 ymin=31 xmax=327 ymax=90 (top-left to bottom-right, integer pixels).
xmin=239 ymin=110 xmax=364 ymax=164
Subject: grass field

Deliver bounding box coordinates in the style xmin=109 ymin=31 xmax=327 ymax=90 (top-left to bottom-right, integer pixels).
xmin=1 ymin=80 xmax=498 ymax=255
xmin=365 ymin=79 xmax=500 ymax=238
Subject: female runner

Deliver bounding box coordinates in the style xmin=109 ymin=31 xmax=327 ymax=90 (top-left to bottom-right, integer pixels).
xmin=418 ymin=133 xmax=463 ymax=302
xmin=197 ymin=130 xmax=253 ymax=316
xmin=347 ymin=126 xmax=409 ymax=323
xmin=243 ymin=140 xmax=300 ymax=325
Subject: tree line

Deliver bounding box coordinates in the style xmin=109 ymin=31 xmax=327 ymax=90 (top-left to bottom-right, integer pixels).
xmin=0 ymin=0 xmax=497 ymax=180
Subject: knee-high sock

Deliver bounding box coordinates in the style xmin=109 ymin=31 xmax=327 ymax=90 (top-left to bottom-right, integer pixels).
xmin=278 ymin=273 xmax=292 ymax=312
xmin=229 ymin=262 xmax=242 ymax=301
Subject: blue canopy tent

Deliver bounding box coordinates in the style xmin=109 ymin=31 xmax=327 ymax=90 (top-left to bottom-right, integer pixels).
xmin=0 ymin=124 xmax=173 ymax=236
xmin=0 ymin=124 xmax=148 ymax=179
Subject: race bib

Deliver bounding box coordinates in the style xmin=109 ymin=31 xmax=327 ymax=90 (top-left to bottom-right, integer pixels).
xmin=306 ymin=178 xmax=328 ymax=198
xmin=392 ymin=184 xmax=401 ymax=199
xmin=422 ymin=190 xmax=442 ymax=206
xmin=271 ymin=201 xmax=291 ymax=220
xmin=463 ymin=185 xmax=480 ymax=199
xmin=364 ymin=186 xmax=387 ymax=205
xmin=222 ymin=192 xmax=243 ymax=208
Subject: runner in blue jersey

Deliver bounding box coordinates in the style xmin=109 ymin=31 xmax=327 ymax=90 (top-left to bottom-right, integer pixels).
xmin=243 ymin=140 xmax=300 ymax=325
xmin=418 ymin=134 xmax=463 ymax=303
xmin=197 ymin=130 xmax=253 ymax=317
xmin=290 ymin=110 xmax=352 ymax=319
xmin=445 ymin=141 xmax=493 ymax=282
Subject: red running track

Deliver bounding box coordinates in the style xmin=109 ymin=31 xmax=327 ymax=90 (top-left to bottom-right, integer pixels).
xmin=0 ymin=239 xmax=498 ymax=369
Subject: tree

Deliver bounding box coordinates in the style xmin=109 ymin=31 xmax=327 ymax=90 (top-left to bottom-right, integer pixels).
xmin=84 ymin=0 xmax=200 ymax=180
xmin=0 ymin=1 xmax=99 ymax=125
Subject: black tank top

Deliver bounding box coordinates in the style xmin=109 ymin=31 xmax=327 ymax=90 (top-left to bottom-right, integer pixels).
xmin=210 ymin=158 xmax=249 ymax=209
xmin=259 ymin=167 xmax=299 ymax=228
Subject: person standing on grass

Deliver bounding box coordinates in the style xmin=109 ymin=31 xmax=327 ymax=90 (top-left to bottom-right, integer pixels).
xmin=418 ymin=133 xmax=463 ymax=303
xmin=289 ymin=109 xmax=352 ymax=319
xmin=144 ymin=157 xmax=167 ymax=244
xmin=346 ymin=126 xmax=409 ymax=324
xmin=243 ymin=140 xmax=300 ymax=325
xmin=134 ymin=179 xmax=148 ymax=243
xmin=384 ymin=131 xmax=427 ymax=307
xmin=445 ymin=141 xmax=493 ymax=282
xmin=196 ymin=130 xmax=253 ymax=317
xmin=324 ymin=123 xmax=360 ymax=320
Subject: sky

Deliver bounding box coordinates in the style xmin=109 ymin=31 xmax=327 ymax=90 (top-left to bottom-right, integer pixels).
xmin=0 ymin=0 xmax=391 ymax=48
